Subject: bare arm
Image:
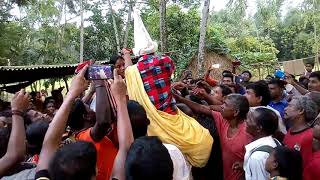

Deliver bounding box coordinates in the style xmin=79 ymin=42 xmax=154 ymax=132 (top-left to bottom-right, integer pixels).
xmin=111 ymin=70 xmax=134 ymax=180
xmin=37 ymin=66 xmax=89 ymax=172
xmin=91 ymin=80 xmax=113 ymax=142
xmin=291 ymin=81 xmax=308 ymax=95
xmin=122 ymin=49 xmax=133 ymax=68
xmin=174 ymin=93 xmax=212 ymax=116
xmin=0 ymin=90 xmax=29 ymax=177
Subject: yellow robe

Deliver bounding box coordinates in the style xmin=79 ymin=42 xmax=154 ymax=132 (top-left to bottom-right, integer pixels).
xmin=125 ymin=65 xmax=213 ymax=167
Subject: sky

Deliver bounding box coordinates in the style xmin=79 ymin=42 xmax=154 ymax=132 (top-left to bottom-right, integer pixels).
xmin=10 ymin=0 xmax=305 ymax=27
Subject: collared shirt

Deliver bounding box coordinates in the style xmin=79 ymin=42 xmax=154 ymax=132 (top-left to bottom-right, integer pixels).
xmin=137 ymin=54 xmax=177 ymax=115
xmin=250 ymin=106 xmax=287 ymax=134
xmin=244 ymin=136 xmax=278 ymax=180
xmin=268 ymin=99 xmax=288 ymax=120
xmin=283 ymin=128 xmax=313 ymax=168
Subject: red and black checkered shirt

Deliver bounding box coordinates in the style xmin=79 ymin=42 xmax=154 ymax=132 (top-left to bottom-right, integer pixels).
xmin=137 ymin=54 xmax=177 ymax=115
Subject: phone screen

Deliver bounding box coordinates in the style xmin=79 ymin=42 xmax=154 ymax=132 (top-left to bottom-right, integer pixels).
xmin=86 ymin=65 xmax=113 ymax=80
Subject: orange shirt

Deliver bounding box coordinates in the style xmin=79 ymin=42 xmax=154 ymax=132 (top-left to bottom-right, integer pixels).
xmin=76 ymin=128 xmax=118 ymax=180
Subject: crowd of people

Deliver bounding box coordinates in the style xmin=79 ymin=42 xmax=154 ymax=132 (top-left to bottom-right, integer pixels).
xmin=0 ymin=50 xmax=320 ymax=180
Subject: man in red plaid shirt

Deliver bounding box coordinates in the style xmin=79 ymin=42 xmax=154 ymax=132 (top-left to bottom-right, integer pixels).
xmin=136 ymin=54 xmax=177 ymax=115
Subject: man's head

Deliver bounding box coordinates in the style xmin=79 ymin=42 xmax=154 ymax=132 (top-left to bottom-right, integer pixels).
xmin=305 ymin=63 xmax=314 ymax=73
xmin=26 ymin=121 xmax=49 ymax=155
xmin=110 ymin=55 xmax=125 ymax=78
xmin=265 ymin=75 xmax=274 ymax=83
xmin=268 ymin=80 xmax=286 ymax=101
xmin=246 ymin=107 xmax=278 ymax=138
xmin=284 ymin=96 xmax=318 ymax=125
xmin=67 ymin=99 xmax=95 ymax=132
xmin=221 ymin=94 xmax=249 ymax=121
xmin=127 ymin=100 xmax=150 ymax=139
xmin=212 ymin=85 xmax=233 ymax=102
xmin=26 ymin=109 xmax=51 ymax=123
xmin=222 ymin=73 xmax=234 ymax=86
xmin=308 ymin=71 xmax=320 ymax=92
xmin=49 ymin=141 xmax=97 ymax=180
xmin=125 ymin=136 xmax=173 ymax=180
xmin=245 ymin=81 xmax=271 ymax=107
xmin=241 ymin=71 xmax=252 ymax=82
xmin=306 ymin=91 xmax=320 ymax=110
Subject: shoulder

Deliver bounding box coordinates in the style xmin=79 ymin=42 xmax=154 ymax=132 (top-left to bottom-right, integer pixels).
xmin=75 ymin=128 xmax=93 ymax=141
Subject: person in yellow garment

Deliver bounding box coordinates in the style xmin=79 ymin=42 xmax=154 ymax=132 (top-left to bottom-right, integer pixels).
xmin=122 ymin=48 xmax=213 ymax=167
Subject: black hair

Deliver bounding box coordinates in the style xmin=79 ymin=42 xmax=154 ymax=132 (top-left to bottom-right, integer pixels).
xmin=67 ymin=99 xmax=87 ymax=131
xmin=26 ymin=121 xmax=49 ymax=155
xmin=310 ymin=71 xmax=320 ymax=81
xmin=0 ymin=127 xmax=10 ymax=158
xmin=49 ymin=141 xmax=97 ymax=180
xmin=273 ymin=146 xmax=303 ymax=180
xmin=222 ymin=70 xmax=232 ymax=76
xmin=268 ymin=79 xmax=286 ymax=89
xmin=222 ymin=73 xmax=234 ymax=80
xmin=305 ymin=62 xmax=314 ymax=67
xmin=125 ymin=136 xmax=173 ymax=180
xmin=226 ymin=94 xmax=250 ymax=120
xmin=127 ymin=100 xmax=150 ymax=139
xmin=218 ymin=85 xmax=233 ymax=97
xmin=44 ymin=97 xmax=55 ymax=107
xmin=246 ymin=81 xmax=271 ymax=106
xmin=110 ymin=55 xmax=124 ymax=65
xmin=254 ymin=108 xmax=278 ymax=136
xmin=242 ymin=70 xmax=252 ymax=78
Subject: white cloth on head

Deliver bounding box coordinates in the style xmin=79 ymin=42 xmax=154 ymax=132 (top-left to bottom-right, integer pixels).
xmin=250 ymin=106 xmax=287 ymax=134
xmin=163 ymin=143 xmax=193 ymax=180
xmin=132 ymin=9 xmax=158 ymax=56
xmin=243 ymin=136 xmax=279 ymax=180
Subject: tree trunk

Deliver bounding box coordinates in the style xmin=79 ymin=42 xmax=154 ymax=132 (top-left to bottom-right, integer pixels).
xmin=63 ymin=77 xmax=69 ymax=92
xmin=123 ymin=1 xmax=134 ymax=48
xmin=80 ymin=0 xmax=84 ymax=63
xmin=197 ymin=0 xmax=210 ymax=77
xmin=159 ymin=0 xmax=167 ymax=52
xmin=107 ymin=0 xmax=121 ymax=53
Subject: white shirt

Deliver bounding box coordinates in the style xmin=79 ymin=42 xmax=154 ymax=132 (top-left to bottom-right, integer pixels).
xmin=250 ymin=106 xmax=287 ymax=134
xmin=163 ymin=144 xmax=193 ymax=180
xmin=243 ymin=136 xmax=278 ymax=180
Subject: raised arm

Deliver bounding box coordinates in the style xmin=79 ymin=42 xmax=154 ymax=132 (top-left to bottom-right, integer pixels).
xmin=37 ymin=66 xmax=89 ymax=172
xmin=285 ymin=73 xmax=309 ymax=95
xmin=111 ymin=69 xmax=134 ymax=180
xmin=122 ymin=48 xmax=133 ymax=68
xmin=204 ymin=68 xmax=218 ymax=87
xmin=174 ymin=93 xmax=212 ymax=116
xmin=0 ymin=90 xmax=29 ymax=177
xmin=90 ymin=80 xmax=113 ymax=142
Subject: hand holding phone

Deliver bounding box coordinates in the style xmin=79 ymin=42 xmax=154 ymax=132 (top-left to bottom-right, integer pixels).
xmin=85 ymin=65 xmax=113 ymax=80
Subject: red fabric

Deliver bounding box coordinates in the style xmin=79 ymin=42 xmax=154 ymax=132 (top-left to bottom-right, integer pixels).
xmin=303 ymin=151 xmax=320 ymax=180
xmin=32 ymin=154 xmax=39 ymax=164
xmin=76 ymin=128 xmax=118 ymax=180
xmin=283 ymin=128 xmax=313 ymax=168
xmin=212 ymin=111 xmax=253 ymax=180
xmin=204 ymin=73 xmax=218 ymax=87
xmin=137 ymin=54 xmax=177 ymax=115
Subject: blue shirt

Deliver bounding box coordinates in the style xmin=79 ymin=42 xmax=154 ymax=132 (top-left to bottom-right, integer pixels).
xmin=268 ymin=99 xmax=288 ymax=120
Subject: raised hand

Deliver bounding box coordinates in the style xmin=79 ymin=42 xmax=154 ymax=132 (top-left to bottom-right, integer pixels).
xmin=11 ymin=89 xmax=29 ymax=112
xmin=68 ymin=65 xmax=89 ymax=99
xmin=110 ymin=69 xmax=127 ymax=103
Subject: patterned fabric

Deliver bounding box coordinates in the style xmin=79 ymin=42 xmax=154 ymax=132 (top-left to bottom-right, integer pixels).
xmin=137 ymin=54 xmax=177 ymax=114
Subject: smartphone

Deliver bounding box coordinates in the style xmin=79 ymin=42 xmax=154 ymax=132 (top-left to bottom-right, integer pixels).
xmin=85 ymin=65 xmax=113 ymax=80
xmin=235 ymin=75 xmax=243 ymax=84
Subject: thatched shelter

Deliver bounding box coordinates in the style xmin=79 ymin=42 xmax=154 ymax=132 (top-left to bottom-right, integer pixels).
xmin=180 ymin=50 xmax=235 ymax=80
